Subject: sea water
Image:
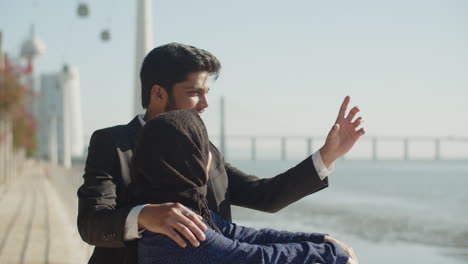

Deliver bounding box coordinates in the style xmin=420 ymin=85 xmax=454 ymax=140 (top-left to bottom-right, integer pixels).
xmin=229 ymin=159 xmax=468 ymax=264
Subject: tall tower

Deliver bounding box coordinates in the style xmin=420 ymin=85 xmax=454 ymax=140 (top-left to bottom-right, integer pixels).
xmin=133 ymin=0 xmax=153 ymax=116
xmin=20 ymin=25 xmax=46 ymax=67
xmin=20 ymin=25 xmax=45 ymax=118
xmin=61 ymin=65 xmax=84 ymax=158
xmin=38 ymin=65 xmax=84 ymax=168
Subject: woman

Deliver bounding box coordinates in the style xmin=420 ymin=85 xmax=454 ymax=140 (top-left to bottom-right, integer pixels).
xmin=130 ymin=109 xmax=350 ymax=264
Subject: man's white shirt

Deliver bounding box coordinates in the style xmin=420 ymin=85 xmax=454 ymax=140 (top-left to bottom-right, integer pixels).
xmin=123 ymin=114 xmax=335 ymax=240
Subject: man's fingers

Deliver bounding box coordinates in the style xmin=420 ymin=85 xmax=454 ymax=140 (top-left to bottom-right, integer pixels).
xmin=357 ymin=127 xmax=366 ymax=136
xmin=178 ymin=213 xmax=207 ymax=242
xmin=186 ymin=211 xmax=208 ymax=231
xmin=352 ymin=117 xmax=363 ymax=128
xmin=173 ymin=222 xmax=200 ymax=247
xmin=328 ymin=123 xmax=340 ymax=136
xmin=337 ymin=96 xmax=351 ymax=121
xmin=165 ymin=228 xmax=187 ymax=248
xmin=346 ymin=106 xmax=360 ymax=121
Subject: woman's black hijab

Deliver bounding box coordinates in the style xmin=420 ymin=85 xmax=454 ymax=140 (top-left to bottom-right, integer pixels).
xmin=130 ymin=109 xmax=219 ymax=232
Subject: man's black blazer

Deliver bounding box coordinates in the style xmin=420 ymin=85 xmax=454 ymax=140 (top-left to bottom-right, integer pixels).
xmin=77 ymin=116 xmax=328 ymax=264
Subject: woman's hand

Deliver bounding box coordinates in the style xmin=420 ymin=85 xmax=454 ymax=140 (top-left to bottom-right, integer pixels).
xmin=324 ymin=235 xmax=359 ymax=264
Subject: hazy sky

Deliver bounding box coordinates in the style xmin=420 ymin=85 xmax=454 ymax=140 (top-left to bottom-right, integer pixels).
xmin=1 ymin=0 xmax=467 ymax=146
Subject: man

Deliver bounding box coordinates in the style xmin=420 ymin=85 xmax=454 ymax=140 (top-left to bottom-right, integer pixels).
xmin=77 ymin=43 xmax=364 ymax=264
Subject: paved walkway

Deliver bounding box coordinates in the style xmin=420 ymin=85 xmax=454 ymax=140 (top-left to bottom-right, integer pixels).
xmin=0 ymin=160 xmax=92 ymax=264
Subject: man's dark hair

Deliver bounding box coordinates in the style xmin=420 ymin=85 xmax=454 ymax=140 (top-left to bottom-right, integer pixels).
xmin=139 ymin=42 xmax=221 ymax=108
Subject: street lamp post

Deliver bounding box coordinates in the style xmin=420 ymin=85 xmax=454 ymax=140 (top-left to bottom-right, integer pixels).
xmin=133 ymin=0 xmax=154 ymax=116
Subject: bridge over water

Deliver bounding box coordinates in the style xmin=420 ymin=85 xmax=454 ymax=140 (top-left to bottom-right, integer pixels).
xmin=211 ymin=135 xmax=468 ymax=161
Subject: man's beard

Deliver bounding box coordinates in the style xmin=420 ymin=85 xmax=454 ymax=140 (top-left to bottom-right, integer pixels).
xmin=164 ymin=93 xmax=178 ymax=112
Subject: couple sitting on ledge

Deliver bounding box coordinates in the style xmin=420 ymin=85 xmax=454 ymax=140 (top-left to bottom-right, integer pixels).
xmin=78 ymin=43 xmax=364 ymax=264
xmin=133 ymin=109 xmax=350 ymax=264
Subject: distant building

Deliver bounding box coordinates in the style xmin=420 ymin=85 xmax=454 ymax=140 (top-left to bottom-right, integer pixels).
xmin=38 ymin=65 xmax=84 ymax=167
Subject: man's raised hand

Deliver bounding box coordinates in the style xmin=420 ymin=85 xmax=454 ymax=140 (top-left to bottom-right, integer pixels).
xmin=320 ymin=96 xmax=365 ymax=167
